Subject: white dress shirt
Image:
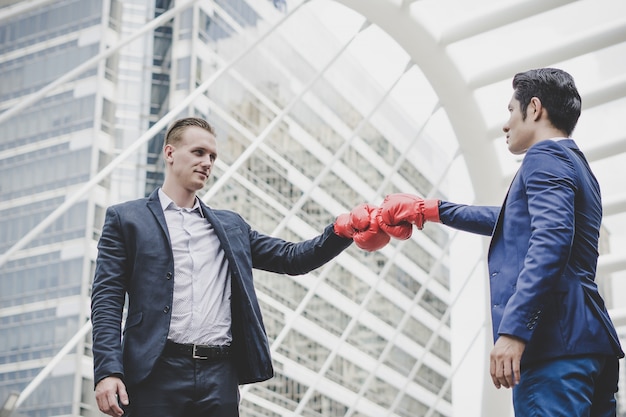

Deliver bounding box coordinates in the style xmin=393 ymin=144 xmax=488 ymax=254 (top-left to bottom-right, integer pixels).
xmin=159 ymin=189 xmax=232 ymax=346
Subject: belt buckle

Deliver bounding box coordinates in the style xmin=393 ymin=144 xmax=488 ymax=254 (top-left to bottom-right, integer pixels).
xmin=192 ymin=344 xmax=208 ymax=360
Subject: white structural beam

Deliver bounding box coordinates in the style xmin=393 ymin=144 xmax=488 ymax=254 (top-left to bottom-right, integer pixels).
xmin=603 ymin=193 xmax=626 ymax=217
xmin=582 ymin=73 xmax=626 ymax=110
xmin=467 ymin=17 xmax=626 ymax=89
xmin=438 ymin=0 xmax=574 ymax=45
xmin=598 ymin=253 xmax=626 ymax=276
xmin=609 ymin=307 xmax=626 ymax=328
xmin=584 ymin=136 xmax=626 ymax=163
xmin=0 ymin=0 xmax=58 ymax=23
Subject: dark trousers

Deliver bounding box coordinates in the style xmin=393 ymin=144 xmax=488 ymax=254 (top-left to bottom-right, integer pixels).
xmin=125 ymin=353 xmax=239 ymax=417
xmin=513 ymin=355 xmax=619 ymax=417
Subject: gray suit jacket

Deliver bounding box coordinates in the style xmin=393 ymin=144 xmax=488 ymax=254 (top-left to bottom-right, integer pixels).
xmin=91 ymin=188 xmax=352 ymax=386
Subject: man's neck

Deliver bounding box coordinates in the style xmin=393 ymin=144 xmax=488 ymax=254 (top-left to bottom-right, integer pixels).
xmin=161 ymin=183 xmax=197 ymax=208
xmin=528 ymin=126 xmax=569 ymax=149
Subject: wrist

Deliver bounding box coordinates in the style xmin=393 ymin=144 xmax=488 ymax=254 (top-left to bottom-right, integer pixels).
xmin=423 ymin=199 xmax=441 ymax=223
xmin=333 ymin=213 xmax=352 ymax=239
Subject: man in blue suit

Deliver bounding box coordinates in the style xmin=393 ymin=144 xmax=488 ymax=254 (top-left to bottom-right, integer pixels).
xmin=378 ymin=68 xmax=624 ymax=416
xmin=91 ymin=117 xmax=394 ymax=416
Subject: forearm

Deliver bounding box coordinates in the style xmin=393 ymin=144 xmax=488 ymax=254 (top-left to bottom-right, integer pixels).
xmin=252 ymin=224 xmax=352 ymax=275
xmin=91 ymin=207 xmax=128 ymax=384
xmin=91 ymin=279 xmax=126 ymax=384
xmin=438 ymin=201 xmax=499 ymax=236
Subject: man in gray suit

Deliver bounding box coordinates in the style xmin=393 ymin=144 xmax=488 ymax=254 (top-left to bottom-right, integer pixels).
xmin=91 ymin=117 xmax=396 ymax=416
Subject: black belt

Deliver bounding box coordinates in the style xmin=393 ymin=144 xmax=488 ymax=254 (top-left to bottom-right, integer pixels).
xmin=164 ymin=340 xmax=231 ymax=360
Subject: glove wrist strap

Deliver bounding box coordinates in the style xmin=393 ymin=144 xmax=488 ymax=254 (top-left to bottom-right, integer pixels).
xmin=423 ymin=199 xmax=441 ymax=223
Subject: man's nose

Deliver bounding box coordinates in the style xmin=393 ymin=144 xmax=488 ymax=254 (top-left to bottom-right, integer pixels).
xmin=200 ymin=156 xmax=213 ymax=167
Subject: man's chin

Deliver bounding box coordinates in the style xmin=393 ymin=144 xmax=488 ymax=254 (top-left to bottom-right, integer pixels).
xmin=189 ymin=181 xmax=207 ymax=192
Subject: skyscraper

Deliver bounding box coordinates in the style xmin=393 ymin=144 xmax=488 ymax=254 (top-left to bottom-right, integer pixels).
xmin=0 ymin=1 xmax=453 ymax=416
xmin=1 ymin=0 xmax=109 ymax=415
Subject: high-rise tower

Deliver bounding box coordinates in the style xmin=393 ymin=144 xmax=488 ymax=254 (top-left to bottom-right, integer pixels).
xmin=0 ymin=1 xmax=456 ymax=416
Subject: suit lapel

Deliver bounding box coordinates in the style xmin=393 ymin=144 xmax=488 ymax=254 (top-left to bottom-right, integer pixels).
xmin=200 ymin=202 xmax=246 ymax=286
xmin=488 ymin=170 xmax=519 ymax=255
xmin=147 ymin=189 xmax=171 ymax=246
xmin=200 ymin=202 xmax=236 ymax=263
xmin=201 ymin=204 xmax=227 ymax=246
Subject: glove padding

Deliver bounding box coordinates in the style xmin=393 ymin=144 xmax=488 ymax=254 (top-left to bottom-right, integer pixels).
xmin=333 ymin=212 xmax=355 ymax=239
xmin=350 ymin=203 xmax=390 ymax=251
xmin=333 ymin=203 xmax=391 ymax=251
xmin=379 ymin=193 xmax=440 ymax=232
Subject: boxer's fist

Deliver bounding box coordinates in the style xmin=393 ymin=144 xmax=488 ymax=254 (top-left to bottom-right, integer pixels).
xmin=379 ymin=193 xmax=440 ymax=231
xmin=333 ymin=204 xmax=391 ymax=251
xmin=350 ymin=204 xmax=390 ymax=251
xmin=333 ymin=212 xmax=355 ymax=239
xmin=379 ymin=217 xmax=413 ymax=240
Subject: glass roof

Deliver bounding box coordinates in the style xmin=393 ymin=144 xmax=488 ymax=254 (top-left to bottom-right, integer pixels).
xmin=302 ymin=0 xmax=626 ymax=414
xmin=315 ymin=0 xmax=626 ymax=281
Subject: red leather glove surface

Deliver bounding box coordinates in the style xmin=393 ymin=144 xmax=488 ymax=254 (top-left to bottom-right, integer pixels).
xmin=379 ymin=193 xmax=440 ymax=231
xmin=350 ymin=203 xmax=390 ymax=251
xmin=333 ymin=212 xmax=355 ymax=239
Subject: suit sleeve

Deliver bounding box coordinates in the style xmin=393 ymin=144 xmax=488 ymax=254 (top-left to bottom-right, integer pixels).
xmin=249 ymin=223 xmax=352 ymax=275
xmin=91 ymin=206 xmax=128 ymax=386
xmin=498 ymin=144 xmax=577 ymax=342
xmin=438 ymin=201 xmax=499 ymax=236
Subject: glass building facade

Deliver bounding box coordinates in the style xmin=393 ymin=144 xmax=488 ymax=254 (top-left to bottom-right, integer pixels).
xmin=0 ymin=0 xmax=106 ymax=416
xmin=0 ymin=1 xmax=454 ymax=416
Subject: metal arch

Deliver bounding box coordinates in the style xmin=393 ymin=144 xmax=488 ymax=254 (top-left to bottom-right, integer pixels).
xmin=320 ymin=2 xmax=626 ymax=417
xmin=324 ymin=2 xmax=510 ymax=416
xmin=316 ymin=1 xmax=595 ymax=416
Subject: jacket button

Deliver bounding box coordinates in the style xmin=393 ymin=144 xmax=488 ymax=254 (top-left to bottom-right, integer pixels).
xmin=164 ymin=306 xmax=170 ymax=313
xmin=166 ymin=272 xmax=172 ymax=280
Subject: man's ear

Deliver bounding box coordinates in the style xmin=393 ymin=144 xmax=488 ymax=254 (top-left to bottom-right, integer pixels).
xmin=529 ymin=97 xmax=544 ymax=121
xmin=163 ymin=144 xmax=174 ymax=163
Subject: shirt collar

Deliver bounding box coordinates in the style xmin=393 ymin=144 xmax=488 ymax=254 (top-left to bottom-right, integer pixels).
xmin=158 ymin=188 xmax=204 ymax=217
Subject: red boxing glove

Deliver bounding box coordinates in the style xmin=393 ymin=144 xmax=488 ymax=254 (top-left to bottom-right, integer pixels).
xmin=375 ymin=210 xmax=413 ymax=240
xmin=350 ymin=203 xmax=390 ymax=251
xmin=333 ymin=212 xmax=355 ymax=239
xmin=379 ymin=193 xmax=440 ymax=231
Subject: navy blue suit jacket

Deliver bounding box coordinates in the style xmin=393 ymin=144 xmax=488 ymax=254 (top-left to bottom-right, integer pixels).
xmin=438 ymin=139 xmax=623 ymax=364
xmin=91 ymin=189 xmax=352 ymax=387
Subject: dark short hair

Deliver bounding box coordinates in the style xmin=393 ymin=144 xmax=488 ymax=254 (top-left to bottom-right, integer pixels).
xmin=164 ymin=117 xmax=215 ymax=146
xmin=512 ymin=68 xmax=581 ymax=136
